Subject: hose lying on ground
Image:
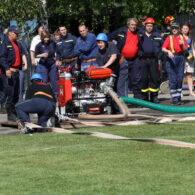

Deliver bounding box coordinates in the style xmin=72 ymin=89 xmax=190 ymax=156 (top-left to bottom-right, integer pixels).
xmin=122 ymin=97 xmax=195 ymax=113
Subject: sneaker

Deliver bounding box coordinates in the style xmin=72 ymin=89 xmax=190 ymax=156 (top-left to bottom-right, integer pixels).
xmin=20 ymin=126 xmax=33 ymax=134
xmin=17 ymin=121 xmax=25 ymax=130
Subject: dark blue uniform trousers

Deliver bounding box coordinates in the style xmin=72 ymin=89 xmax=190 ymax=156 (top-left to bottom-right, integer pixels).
xmin=0 ymin=72 xmax=7 ymax=103
xmin=166 ymin=55 xmax=185 ymax=102
xmin=38 ymin=63 xmax=59 ymax=99
xmin=116 ymin=59 xmax=128 ymax=97
xmin=126 ymin=57 xmax=142 ymax=99
xmin=15 ymin=97 xmax=56 ymax=127
xmin=1 ymin=71 xmax=20 ymax=108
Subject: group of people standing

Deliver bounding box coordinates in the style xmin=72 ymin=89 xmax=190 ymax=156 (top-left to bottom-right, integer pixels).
xmin=0 ymin=15 xmax=194 ymax=124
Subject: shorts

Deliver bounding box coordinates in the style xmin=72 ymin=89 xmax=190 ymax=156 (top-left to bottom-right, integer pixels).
xmin=185 ymin=60 xmax=195 ymax=73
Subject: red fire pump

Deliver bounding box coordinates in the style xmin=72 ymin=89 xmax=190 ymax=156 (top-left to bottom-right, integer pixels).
xmin=57 ymin=66 xmax=116 ymax=116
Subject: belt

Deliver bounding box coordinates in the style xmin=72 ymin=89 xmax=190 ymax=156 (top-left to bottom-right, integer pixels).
xmin=34 ymin=91 xmax=53 ymax=99
xmin=82 ymin=58 xmax=96 ymax=63
xmin=119 ymin=56 xmax=124 ymax=65
xmin=125 ymin=57 xmax=137 ymax=61
xmin=141 ymin=56 xmax=156 ymax=61
xmin=10 ymin=67 xmax=20 ymax=72
xmin=62 ymin=57 xmax=78 ymax=63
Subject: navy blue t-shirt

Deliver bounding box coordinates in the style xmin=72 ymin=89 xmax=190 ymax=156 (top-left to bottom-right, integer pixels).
xmin=35 ymin=41 xmax=56 ymax=66
xmin=142 ymin=34 xmax=155 ymax=57
xmin=96 ymin=42 xmax=121 ymax=67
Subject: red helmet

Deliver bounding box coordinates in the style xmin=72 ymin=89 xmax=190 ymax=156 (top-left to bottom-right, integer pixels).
xmin=165 ymin=16 xmax=175 ymax=25
xmin=145 ymin=18 xmax=155 ymax=24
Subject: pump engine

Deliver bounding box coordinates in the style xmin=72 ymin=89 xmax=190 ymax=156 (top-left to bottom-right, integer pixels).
xmin=57 ymin=67 xmax=116 ymax=116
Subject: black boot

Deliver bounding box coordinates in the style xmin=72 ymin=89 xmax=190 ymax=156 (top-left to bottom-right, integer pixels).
xmin=0 ymin=103 xmax=6 ymax=114
xmin=6 ymin=106 xmax=17 ymax=122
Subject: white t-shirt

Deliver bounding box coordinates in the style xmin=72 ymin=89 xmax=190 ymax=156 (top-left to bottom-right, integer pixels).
xmin=30 ymin=35 xmax=41 ymax=65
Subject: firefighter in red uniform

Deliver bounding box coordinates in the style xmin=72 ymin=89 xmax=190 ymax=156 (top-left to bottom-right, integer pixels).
xmin=162 ymin=22 xmax=188 ymax=105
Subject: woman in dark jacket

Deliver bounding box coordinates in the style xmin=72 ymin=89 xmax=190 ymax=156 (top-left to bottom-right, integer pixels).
xmin=35 ymin=30 xmax=58 ymax=98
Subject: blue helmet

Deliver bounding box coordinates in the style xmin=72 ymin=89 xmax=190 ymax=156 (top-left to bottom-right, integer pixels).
xmin=31 ymin=73 xmax=43 ymax=81
xmin=96 ymin=33 xmax=108 ymax=42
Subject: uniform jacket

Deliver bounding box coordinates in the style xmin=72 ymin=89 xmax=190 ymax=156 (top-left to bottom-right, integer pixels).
xmin=108 ymin=27 xmax=141 ymax=53
xmin=138 ymin=31 xmax=163 ymax=58
xmin=0 ymin=37 xmax=25 ymax=71
xmin=56 ymin=33 xmax=77 ymax=60
xmin=26 ymin=82 xmax=56 ymax=102
xmin=74 ymin=32 xmax=98 ymax=60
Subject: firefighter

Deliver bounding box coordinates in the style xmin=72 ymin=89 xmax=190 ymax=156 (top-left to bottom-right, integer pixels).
xmin=161 ymin=16 xmax=175 ymax=40
xmin=96 ymin=33 xmax=128 ymax=97
xmin=138 ymin=18 xmax=163 ymax=103
xmin=35 ymin=30 xmax=58 ymax=99
xmin=0 ymin=26 xmax=26 ymax=121
xmin=108 ymin=18 xmax=142 ymax=99
xmin=15 ymin=73 xmax=56 ymax=134
xmin=74 ymin=24 xmax=98 ymax=71
xmin=162 ymin=22 xmax=188 ymax=105
xmin=160 ymin=16 xmax=175 ymax=82
xmin=55 ymin=25 xmax=77 ymax=75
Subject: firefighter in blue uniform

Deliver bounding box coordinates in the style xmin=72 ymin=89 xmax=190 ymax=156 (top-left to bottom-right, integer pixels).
xmin=15 ymin=73 xmax=56 ymax=134
xmin=96 ymin=33 xmax=128 ymax=97
xmin=56 ymin=25 xmax=77 ymax=75
xmin=74 ymin=24 xmax=98 ymax=71
xmin=138 ymin=18 xmax=163 ymax=103
xmin=0 ymin=26 xmax=26 ymax=121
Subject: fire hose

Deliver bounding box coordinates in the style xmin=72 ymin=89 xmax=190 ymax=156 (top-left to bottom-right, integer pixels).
xmin=122 ymin=97 xmax=195 ymax=113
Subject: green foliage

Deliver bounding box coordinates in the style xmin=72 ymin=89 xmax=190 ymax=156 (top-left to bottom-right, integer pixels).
xmin=0 ymin=0 xmax=194 ymax=32
xmin=0 ymin=0 xmax=42 ymax=27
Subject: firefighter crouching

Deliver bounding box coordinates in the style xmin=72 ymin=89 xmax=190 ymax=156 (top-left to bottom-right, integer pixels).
xmin=138 ymin=18 xmax=163 ymax=103
xmin=15 ymin=73 xmax=56 ymax=134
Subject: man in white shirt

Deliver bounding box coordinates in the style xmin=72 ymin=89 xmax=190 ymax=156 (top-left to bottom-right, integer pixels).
xmin=30 ymin=26 xmax=44 ymax=72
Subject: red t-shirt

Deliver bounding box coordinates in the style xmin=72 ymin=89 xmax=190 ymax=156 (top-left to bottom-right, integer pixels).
xmin=162 ymin=35 xmax=188 ymax=54
xmin=121 ymin=30 xmax=138 ymax=59
xmin=10 ymin=40 xmax=21 ymax=67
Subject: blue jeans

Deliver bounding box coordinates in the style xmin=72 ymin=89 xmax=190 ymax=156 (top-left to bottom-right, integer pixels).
xmin=15 ymin=97 xmax=56 ymax=127
xmin=38 ymin=63 xmax=59 ymax=99
xmin=166 ymin=55 xmax=185 ymax=102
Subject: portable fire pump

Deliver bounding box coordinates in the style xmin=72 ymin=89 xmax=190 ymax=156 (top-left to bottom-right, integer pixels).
xmin=57 ymin=66 xmax=116 ymax=117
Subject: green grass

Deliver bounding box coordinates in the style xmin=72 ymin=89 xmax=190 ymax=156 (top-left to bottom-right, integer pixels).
xmin=0 ymin=122 xmax=195 ymax=195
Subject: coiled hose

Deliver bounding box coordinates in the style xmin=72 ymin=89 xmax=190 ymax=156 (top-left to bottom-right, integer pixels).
xmin=121 ymin=97 xmax=195 ymax=113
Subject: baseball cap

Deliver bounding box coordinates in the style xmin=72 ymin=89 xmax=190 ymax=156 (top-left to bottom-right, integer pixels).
xmin=171 ymin=22 xmax=180 ymax=28
xmin=8 ymin=25 xmax=20 ymax=34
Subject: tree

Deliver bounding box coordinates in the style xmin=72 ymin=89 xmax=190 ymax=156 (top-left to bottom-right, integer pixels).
xmin=0 ymin=0 xmax=42 ymax=27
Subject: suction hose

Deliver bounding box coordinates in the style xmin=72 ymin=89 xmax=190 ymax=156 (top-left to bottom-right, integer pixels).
xmin=78 ymin=89 xmax=129 ymax=120
xmin=122 ymin=97 xmax=195 ymax=113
